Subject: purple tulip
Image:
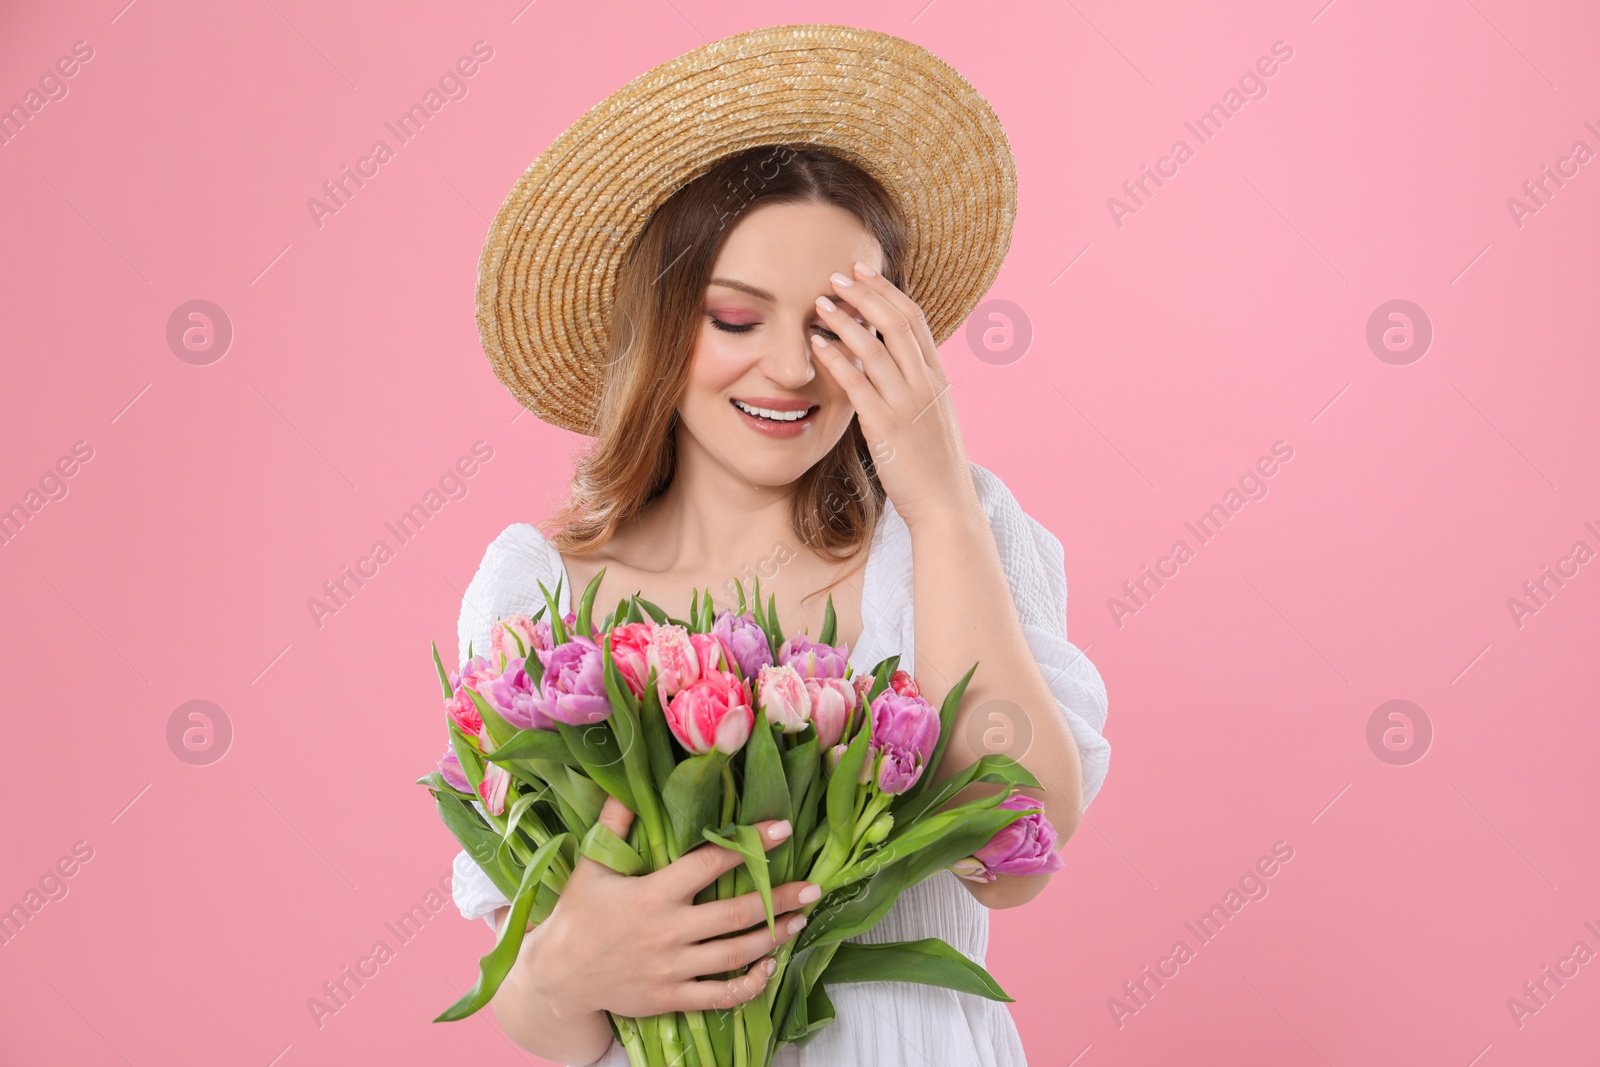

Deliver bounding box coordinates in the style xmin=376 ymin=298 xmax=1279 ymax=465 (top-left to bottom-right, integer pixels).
xmin=950 ymin=794 xmax=1065 ymax=883
xmin=437 ymin=748 xmax=471 ymax=793
xmin=779 ymin=633 xmax=850 ymax=680
xmin=868 ymin=689 xmax=940 ymax=794
xmin=532 ymin=635 xmax=613 ymax=725
xmin=712 ymin=610 xmax=775 ymax=680
xmin=484 ymin=665 xmax=560 ymax=731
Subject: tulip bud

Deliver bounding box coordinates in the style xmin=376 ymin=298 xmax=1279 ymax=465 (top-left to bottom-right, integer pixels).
xmin=756 ymin=663 xmax=812 ymax=732
xmin=862 ymin=812 xmax=893 ymax=846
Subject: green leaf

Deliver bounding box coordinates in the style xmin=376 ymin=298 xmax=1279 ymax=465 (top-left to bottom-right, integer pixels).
xmin=897 ymin=800 xmax=1037 ymax=889
xmin=794 ymin=858 xmax=908 ymax=951
xmin=431 ymin=641 xmax=454 ymax=700
xmin=555 ymin=721 xmax=635 ymax=811
xmin=781 ymin=737 xmax=820 ymax=845
xmin=900 ymin=662 xmax=979 ymax=809
xmin=734 ymin=577 xmax=748 ymax=616
xmin=703 ymin=824 xmax=775 ymax=936
xmin=818 ymin=595 xmax=836 ymax=646
xmin=765 ymin=592 xmax=781 ymax=652
xmin=662 ymin=750 xmax=728 ymax=859
xmin=637 ymin=671 xmax=677 ymax=792
xmin=739 ymin=711 xmax=793 ymax=882
xmin=464 ymin=685 xmax=519 ymax=751
xmin=434 ymin=790 xmax=520 ymax=899
xmin=580 ymin=817 xmax=647 ymax=875
xmin=750 ymin=574 xmax=768 ymax=637
xmin=824 ymin=727 xmax=871 ymax=862
xmin=537 ymin=577 xmax=568 ymax=646
xmin=741 ymin=987 xmax=774 ymax=1067
xmin=793 ymin=981 xmax=835 ymax=1047
xmin=575 ymin=567 xmax=605 ymax=639
xmin=482 ymin=727 xmax=577 ymax=767
xmin=434 ymin=833 xmax=570 ymax=1021
xmin=633 ymin=595 xmax=668 ymax=625
xmin=891 ymin=753 xmax=1041 ymax=827
xmin=819 ymin=938 xmax=1012 ymax=1002
xmin=868 ymin=655 xmax=900 ymax=703
xmin=448 ymin=720 xmax=486 ymax=797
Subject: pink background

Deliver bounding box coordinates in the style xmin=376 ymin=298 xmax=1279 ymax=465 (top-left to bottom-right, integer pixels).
xmin=2 ymin=1 xmax=1596 ymax=1064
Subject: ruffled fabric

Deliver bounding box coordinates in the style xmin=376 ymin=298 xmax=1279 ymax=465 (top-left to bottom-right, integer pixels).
xmin=447 ymin=463 xmax=1111 ymax=1066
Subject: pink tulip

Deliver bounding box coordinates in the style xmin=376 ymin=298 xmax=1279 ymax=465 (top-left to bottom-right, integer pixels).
xmin=807 ymin=677 xmax=858 ymax=748
xmin=665 ymin=670 xmax=754 ymax=754
xmin=649 ymin=625 xmax=701 ymax=706
xmin=950 ymin=794 xmax=1065 ymax=883
xmin=756 ymin=663 xmax=812 ymax=733
xmin=444 ymin=654 xmax=500 ymax=740
xmin=690 ymin=632 xmax=739 ymax=676
xmin=889 ymin=669 xmax=920 ymax=698
xmin=478 ymin=760 xmax=512 ymax=816
xmin=491 ymin=613 xmax=540 ymax=670
xmin=609 ymin=622 xmax=656 ymax=699
xmin=444 ymin=688 xmax=482 ymax=740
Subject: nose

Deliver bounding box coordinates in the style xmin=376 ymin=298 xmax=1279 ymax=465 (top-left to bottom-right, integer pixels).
xmin=756 ymin=318 xmax=817 ymax=388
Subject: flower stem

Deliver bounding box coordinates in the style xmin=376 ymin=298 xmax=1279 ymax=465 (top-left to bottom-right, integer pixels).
xmin=616 ymin=1014 xmax=649 ymax=1066
xmin=684 ymin=1009 xmax=718 ymax=1067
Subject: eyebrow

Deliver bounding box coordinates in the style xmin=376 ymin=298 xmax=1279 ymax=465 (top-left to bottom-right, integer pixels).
xmin=708 ymin=277 xmax=778 ymax=302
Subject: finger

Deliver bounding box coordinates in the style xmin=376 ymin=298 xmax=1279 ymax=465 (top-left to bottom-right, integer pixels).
xmin=675 ymin=910 xmax=809 ymax=981
xmin=828 ymin=269 xmax=932 ymax=388
xmin=814 ymin=293 xmax=909 ymax=405
xmin=849 ymin=260 xmax=942 ymax=372
xmin=652 ymin=818 xmax=793 ymax=899
xmin=684 ymin=878 xmax=821 ymax=942
xmin=572 ymin=794 xmax=635 ymax=879
xmin=671 ymin=957 xmax=778 ymax=1013
xmin=811 ymin=334 xmax=889 ymax=424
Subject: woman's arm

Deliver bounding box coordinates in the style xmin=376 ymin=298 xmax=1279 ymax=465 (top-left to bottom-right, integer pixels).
xmin=487 ymin=905 xmax=617 ymax=1066
xmin=907 ymin=471 xmax=1093 ymax=911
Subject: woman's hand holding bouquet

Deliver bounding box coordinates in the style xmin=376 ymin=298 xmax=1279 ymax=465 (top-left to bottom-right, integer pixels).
xmin=420 ymin=572 xmax=1064 ymax=1067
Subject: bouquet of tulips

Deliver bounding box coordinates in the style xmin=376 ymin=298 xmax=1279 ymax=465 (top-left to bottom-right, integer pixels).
xmin=419 ymin=571 xmax=1064 ymax=1067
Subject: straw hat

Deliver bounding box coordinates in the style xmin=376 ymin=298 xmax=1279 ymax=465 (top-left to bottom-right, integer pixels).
xmin=475 ymin=22 xmax=1018 ymax=436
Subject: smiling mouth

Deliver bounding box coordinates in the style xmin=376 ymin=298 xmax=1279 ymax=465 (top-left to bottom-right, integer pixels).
xmin=730 ymin=398 xmax=818 ymax=423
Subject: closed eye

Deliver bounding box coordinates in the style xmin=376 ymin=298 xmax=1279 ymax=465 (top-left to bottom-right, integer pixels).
xmin=708 ymin=315 xmax=840 ymax=341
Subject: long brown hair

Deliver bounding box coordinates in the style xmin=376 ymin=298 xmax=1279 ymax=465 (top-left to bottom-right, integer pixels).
xmin=545 ymin=144 xmax=908 ymax=595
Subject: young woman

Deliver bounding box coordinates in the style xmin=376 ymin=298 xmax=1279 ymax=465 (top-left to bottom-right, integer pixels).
xmin=452 ymin=27 xmax=1111 ymax=1067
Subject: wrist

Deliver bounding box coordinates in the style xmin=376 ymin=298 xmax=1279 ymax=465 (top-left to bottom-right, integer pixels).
xmin=520 ymin=919 xmax=597 ymax=1020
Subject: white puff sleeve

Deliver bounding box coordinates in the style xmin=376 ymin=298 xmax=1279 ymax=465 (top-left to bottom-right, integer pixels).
xmin=449 ymin=523 xmax=552 ymax=929
xmin=969 ymin=462 xmax=1112 ymax=810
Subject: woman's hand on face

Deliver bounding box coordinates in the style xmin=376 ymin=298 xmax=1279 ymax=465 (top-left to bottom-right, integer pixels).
xmin=515 ymin=795 xmax=819 ymax=1020
xmin=810 ymin=260 xmax=979 ymax=529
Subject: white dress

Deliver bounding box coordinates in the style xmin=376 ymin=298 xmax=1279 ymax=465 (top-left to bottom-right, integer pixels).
xmin=449 ymin=462 xmax=1112 ymax=1067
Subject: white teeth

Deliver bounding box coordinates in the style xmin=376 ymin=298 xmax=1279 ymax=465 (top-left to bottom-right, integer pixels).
xmin=733 ymin=399 xmax=810 ymax=422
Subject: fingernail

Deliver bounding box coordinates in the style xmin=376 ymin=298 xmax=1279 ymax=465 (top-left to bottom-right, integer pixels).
xmin=798 ymin=883 xmax=821 ymax=904
xmin=815 ymin=295 xmax=837 ymax=313
xmin=764 ymin=958 xmax=778 ymax=976
xmin=787 ymin=914 xmax=808 ymax=934
xmin=767 ymin=820 xmax=792 ymax=840
xmin=811 ymin=334 xmax=831 ymax=348
xmin=830 ymin=271 xmax=854 ymax=288
xmin=854 ymin=261 xmax=878 ymax=277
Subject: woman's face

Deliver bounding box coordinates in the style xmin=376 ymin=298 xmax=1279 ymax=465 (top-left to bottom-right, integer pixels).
xmin=677 ymin=199 xmax=886 ymax=487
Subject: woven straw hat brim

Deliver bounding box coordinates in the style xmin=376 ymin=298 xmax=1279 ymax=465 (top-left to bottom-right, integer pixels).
xmin=476 ymin=23 xmax=1018 ymax=435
